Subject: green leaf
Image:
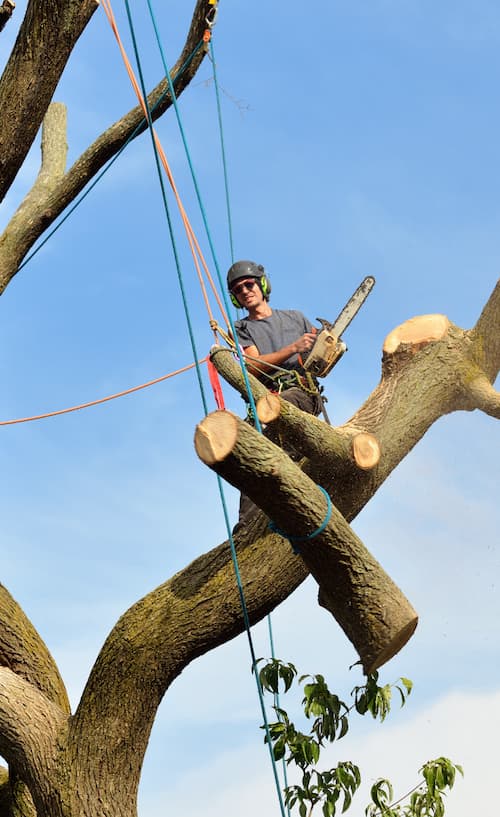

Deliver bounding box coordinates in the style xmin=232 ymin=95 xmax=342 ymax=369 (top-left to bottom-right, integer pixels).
xmin=400 ymin=677 xmax=413 ymax=694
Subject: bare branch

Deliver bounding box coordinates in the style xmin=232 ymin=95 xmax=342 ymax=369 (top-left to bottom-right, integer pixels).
xmin=0 ymin=0 xmax=98 ymax=201
xmin=0 ymin=103 xmax=68 ymax=291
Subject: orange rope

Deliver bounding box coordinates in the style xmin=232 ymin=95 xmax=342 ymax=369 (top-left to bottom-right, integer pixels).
xmin=100 ymin=0 xmax=229 ymax=335
xmin=0 ymin=359 xmax=206 ymax=427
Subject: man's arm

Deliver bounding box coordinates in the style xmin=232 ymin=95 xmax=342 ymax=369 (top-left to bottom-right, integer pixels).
xmin=242 ymin=330 xmax=317 ymax=377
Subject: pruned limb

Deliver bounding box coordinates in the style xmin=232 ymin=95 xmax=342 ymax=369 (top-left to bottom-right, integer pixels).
xmin=211 ymin=346 xmax=381 ymax=492
xmin=257 ymin=391 xmax=381 ymax=471
xmin=195 ymin=409 xmax=418 ymax=673
xmin=383 ymin=314 xmax=450 ymax=353
xmin=351 ymin=300 xmax=499 ymax=483
xmin=210 ymin=345 xmax=271 ymax=403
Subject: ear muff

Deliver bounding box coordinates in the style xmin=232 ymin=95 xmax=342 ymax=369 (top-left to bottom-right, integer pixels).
xmin=260 ymin=275 xmax=271 ymax=299
xmin=230 ymin=291 xmax=241 ymax=308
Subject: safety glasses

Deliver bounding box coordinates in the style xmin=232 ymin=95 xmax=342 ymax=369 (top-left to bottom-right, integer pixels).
xmin=232 ymin=279 xmax=257 ymax=296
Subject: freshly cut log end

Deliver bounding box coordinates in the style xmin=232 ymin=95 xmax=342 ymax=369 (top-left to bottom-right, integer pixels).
xmin=318 ymin=586 xmax=418 ymax=676
xmin=363 ymin=615 xmax=419 ymax=674
xmin=352 ymin=433 xmax=381 ymax=470
xmin=383 ymin=314 xmax=450 ymax=354
xmin=257 ymin=393 xmax=281 ymax=424
xmin=194 ymin=410 xmax=238 ymax=465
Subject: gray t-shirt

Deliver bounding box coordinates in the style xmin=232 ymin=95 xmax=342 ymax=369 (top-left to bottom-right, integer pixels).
xmin=234 ymin=309 xmax=313 ymax=373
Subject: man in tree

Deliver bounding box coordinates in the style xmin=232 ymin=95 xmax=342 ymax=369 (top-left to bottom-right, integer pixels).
xmin=228 ymin=259 xmax=323 ymax=417
xmin=228 ymin=259 xmax=324 ymax=528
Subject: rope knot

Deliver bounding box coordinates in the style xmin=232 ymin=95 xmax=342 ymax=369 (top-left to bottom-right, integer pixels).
xmin=268 ymin=486 xmax=332 ymax=554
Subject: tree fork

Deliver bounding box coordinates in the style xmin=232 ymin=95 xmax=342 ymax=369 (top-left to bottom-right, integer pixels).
xmin=194 ymin=409 xmax=418 ymax=673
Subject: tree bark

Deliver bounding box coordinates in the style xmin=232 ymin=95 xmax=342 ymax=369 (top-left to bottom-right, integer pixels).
xmin=0 ymin=0 xmax=98 ymax=201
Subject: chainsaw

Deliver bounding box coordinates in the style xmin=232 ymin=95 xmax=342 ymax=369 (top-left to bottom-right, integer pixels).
xmin=303 ymin=276 xmax=375 ymax=378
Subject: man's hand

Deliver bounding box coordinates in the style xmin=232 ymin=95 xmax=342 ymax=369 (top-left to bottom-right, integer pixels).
xmin=293 ymin=328 xmax=317 ymax=354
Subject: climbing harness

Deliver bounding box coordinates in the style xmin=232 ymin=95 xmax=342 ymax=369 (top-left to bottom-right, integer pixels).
xmin=270 ymin=369 xmax=321 ymax=397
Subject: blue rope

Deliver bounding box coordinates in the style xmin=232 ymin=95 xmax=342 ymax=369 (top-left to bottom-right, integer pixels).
xmin=269 ymin=487 xmax=332 ymax=554
xmin=267 ymin=615 xmax=292 ymax=817
xmin=141 ymin=7 xmax=290 ymax=817
xmin=124 ymin=6 xmax=287 ymax=817
xmin=209 ymin=37 xmax=235 ymax=265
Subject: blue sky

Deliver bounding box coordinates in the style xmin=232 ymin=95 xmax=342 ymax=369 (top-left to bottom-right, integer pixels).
xmin=0 ymin=2 xmax=498 ymax=815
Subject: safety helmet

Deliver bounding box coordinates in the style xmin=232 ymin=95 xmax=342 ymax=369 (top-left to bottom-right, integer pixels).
xmin=226 ymin=260 xmax=271 ymax=306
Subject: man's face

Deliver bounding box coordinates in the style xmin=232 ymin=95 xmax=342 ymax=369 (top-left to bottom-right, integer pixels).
xmin=231 ymin=278 xmax=263 ymax=307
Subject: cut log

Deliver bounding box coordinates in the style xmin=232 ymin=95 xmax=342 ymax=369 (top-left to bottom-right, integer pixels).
xmin=257 ymin=392 xmax=381 ymax=471
xmin=195 ymin=410 xmax=418 ymax=673
xmin=210 ymin=348 xmax=381 ymax=474
xmin=352 ymin=432 xmax=381 ymax=470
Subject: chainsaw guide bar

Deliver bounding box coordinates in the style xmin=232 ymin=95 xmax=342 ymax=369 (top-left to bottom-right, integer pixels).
xmin=303 ymin=276 xmax=375 ymax=378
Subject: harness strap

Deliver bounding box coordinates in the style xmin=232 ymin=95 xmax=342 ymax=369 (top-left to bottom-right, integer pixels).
xmin=271 ymin=370 xmax=320 ymax=396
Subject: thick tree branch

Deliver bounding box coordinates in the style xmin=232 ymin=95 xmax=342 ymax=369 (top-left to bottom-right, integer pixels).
xmin=0 ymin=0 xmax=214 ymax=292
xmin=0 ymin=104 xmax=68 ymax=291
xmin=0 ymin=668 xmax=66 ymax=813
xmin=0 ymin=0 xmax=98 ymax=201
xmin=67 ymin=528 xmax=309 ymax=817
xmin=257 ymin=391 xmax=381 ymax=470
xmin=210 ymin=345 xmax=275 ymax=403
xmin=0 ymin=585 xmax=70 ymax=714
